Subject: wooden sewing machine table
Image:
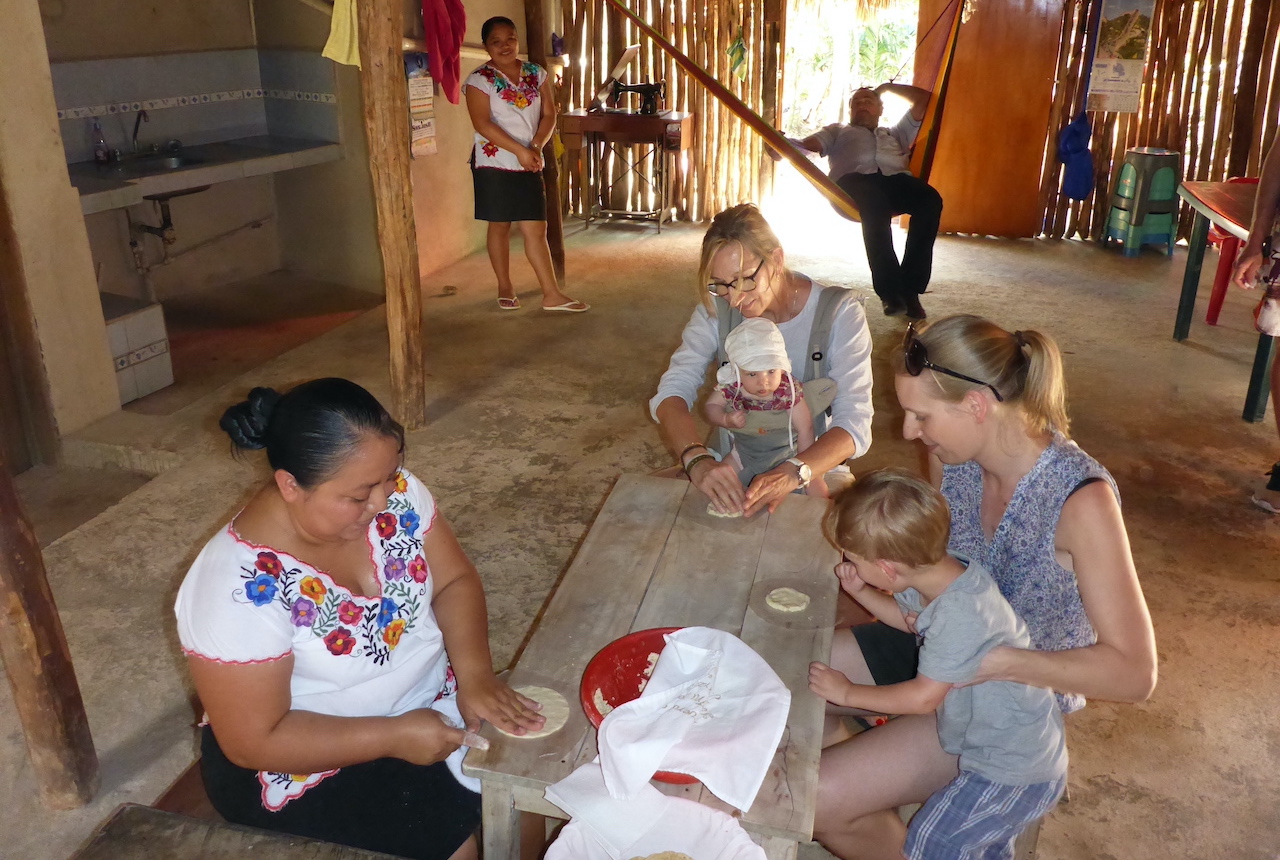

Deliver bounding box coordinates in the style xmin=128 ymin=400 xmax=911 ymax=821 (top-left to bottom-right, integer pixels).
xmin=559 ymin=110 xmax=695 ymax=231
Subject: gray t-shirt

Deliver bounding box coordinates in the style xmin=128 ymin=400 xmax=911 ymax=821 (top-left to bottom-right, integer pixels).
xmin=895 ymin=560 xmax=1068 ymax=785
xmin=811 ymin=112 xmax=923 ymax=180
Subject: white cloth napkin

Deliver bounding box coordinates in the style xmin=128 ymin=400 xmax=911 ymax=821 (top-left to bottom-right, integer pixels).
xmin=597 ymin=627 xmax=790 ymax=811
xmin=545 ymin=762 xmax=765 ymax=860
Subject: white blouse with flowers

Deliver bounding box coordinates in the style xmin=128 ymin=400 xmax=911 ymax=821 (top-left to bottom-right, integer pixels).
xmin=463 ymin=62 xmax=548 ymax=172
xmin=175 ymin=469 xmax=478 ymax=811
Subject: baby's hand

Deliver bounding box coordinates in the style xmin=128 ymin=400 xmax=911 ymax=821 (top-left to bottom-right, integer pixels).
xmin=834 ymin=561 xmax=865 ymax=595
xmin=724 ymin=410 xmax=747 ymax=429
xmin=809 ymin=661 xmax=854 ymax=705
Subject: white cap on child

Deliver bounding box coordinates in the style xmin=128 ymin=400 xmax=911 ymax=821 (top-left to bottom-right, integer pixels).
xmin=716 ymin=318 xmax=790 ymax=386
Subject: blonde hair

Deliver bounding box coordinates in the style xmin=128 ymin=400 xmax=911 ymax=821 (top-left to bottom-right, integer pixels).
xmin=893 ymin=314 xmax=1070 ymax=438
xmin=823 ymin=469 xmax=951 ymax=567
xmin=696 ymin=204 xmax=784 ymax=311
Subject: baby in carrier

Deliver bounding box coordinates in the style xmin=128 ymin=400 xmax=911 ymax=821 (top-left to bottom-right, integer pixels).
xmin=704 ymin=318 xmax=829 ymax=499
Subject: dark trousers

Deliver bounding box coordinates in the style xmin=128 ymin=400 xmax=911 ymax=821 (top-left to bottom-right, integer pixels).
xmin=836 ymin=171 xmax=943 ymax=303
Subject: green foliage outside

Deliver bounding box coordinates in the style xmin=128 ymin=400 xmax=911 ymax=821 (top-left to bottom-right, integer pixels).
xmin=782 ymin=2 xmax=917 ymax=137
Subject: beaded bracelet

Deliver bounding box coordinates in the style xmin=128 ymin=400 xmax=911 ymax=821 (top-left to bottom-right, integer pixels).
xmin=678 ymin=441 xmax=707 ymax=462
xmin=683 ymin=452 xmax=715 ymax=477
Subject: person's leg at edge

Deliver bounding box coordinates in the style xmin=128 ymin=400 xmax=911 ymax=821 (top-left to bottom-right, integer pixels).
xmin=447 ymin=836 xmax=478 ymax=860
xmin=837 ymin=174 xmax=905 ymax=312
xmin=889 ymin=173 xmax=943 ymax=297
xmin=517 ymin=220 xmax=587 ymax=310
xmin=487 ymin=221 xmax=515 ymax=302
xmin=1257 ymin=349 xmax=1280 ymax=512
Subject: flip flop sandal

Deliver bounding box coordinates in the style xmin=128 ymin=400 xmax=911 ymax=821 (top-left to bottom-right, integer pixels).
xmin=498 ymin=296 xmax=521 ymax=310
xmin=543 ymin=300 xmax=590 ymax=313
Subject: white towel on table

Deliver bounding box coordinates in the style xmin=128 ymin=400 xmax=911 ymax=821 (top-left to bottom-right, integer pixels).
xmin=598 ymin=626 xmax=790 ymax=811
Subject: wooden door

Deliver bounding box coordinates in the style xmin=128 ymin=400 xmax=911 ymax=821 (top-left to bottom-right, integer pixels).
xmin=918 ymin=0 xmax=1065 ymax=237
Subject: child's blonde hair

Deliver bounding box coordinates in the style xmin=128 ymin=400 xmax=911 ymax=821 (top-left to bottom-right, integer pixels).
xmin=823 ymin=468 xmax=951 ymax=567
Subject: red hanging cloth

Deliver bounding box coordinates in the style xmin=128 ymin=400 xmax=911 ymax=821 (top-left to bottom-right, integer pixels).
xmin=422 ymin=0 xmax=466 ymax=104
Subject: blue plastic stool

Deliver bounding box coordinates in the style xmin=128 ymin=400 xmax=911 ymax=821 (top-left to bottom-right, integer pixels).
xmin=1105 ymin=147 xmax=1181 ymax=257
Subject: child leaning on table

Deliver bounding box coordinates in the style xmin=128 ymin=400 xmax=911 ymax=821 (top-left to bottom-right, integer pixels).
xmin=808 ymin=468 xmax=1066 ymax=860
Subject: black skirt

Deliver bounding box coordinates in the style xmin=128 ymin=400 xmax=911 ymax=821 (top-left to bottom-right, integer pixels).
xmin=200 ymin=726 xmax=480 ymax=860
xmin=472 ymin=166 xmax=547 ymax=222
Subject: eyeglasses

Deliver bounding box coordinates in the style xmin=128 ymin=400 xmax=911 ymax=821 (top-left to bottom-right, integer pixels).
xmin=902 ymin=323 xmax=1004 ymax=402
xmin=707 ymin=257 xmax=766 ymax=297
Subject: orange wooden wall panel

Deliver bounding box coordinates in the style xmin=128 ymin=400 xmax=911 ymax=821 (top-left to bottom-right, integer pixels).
xmin=918 ymin=0 xmax=1065 ymax=237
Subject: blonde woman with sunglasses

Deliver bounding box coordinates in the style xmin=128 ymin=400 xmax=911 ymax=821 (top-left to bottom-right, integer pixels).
xmin=812 ymin=315 xmax=1156 ymax=860
xmin=650 ymin=204 xmax=875 ymax=516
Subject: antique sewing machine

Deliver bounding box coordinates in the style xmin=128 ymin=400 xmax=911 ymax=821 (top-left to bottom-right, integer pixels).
xmin=606 ymin=80 xmax=666 ymax=115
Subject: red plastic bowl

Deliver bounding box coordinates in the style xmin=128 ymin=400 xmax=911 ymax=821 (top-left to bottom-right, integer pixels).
xmin=579 ymin=626 xmax=698 ymax=785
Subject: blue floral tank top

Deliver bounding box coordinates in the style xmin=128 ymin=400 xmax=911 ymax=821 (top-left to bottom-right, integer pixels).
xmin=941 ymin=435 xmax=1118 ymax=714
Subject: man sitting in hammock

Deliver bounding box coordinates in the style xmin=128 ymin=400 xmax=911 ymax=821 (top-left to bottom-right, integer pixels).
xmin=782 ymin=84 xmax=941 ymax=321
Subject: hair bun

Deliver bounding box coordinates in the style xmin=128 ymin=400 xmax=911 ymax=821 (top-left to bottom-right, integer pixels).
xmin=219 ymin=387 xmax=281 ymax=450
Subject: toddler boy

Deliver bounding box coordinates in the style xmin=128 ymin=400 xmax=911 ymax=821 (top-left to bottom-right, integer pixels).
xmin=809 ymin=468 xmax=1066 ymax=860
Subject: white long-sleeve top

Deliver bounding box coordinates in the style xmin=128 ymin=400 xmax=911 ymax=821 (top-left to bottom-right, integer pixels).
xmin=649 ymin=279 xmax=874 ymax=458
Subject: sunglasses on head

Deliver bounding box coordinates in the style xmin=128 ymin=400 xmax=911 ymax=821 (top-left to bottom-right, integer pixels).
xmin=902 ymin=323 xmax=1004 ymax=402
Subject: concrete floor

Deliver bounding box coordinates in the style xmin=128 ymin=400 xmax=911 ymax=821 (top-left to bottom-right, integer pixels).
xmin=3 ymin=217 xmax=1279 ymax=859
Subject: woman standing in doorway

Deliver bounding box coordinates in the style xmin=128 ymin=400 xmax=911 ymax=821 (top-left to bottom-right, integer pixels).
xmin=464 ymin=17 xmax=588 ymax=313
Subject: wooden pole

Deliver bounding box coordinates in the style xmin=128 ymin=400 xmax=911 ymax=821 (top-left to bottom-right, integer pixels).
xmin=1227 ymin=0 xmax=1273 ymax=178
xmin=598 ymin=0 xmax=862 ymax=220
xmin=356 ymin=0 xmax=427 ymax=430
xmin=0 ymin=454 xmax=98 ymax=808
xmin=523 ymin=0 xmax=568 ymax=284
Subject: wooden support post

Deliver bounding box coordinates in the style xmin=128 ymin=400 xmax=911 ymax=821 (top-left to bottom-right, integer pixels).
xmin=0 ymin=453 xmax=98 ymax=808
xmin=1226 ymin=0 xmax=1273 ymax=178
xmin=356 ymin=0 xmax=427 ymax=430
xmin=523 ymin=0 xmax=567 ymax=284
xmin=759 ymin=0 xmax=785 ymax=196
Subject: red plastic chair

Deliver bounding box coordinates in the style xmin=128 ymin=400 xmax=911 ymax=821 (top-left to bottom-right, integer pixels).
xmin=1205 ymin=176 xmax=1261 ymax=325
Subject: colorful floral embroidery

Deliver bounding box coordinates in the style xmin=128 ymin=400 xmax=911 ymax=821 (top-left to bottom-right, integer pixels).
xmin=384 ymin=618 xmax=407 ymax=648
xmin=291 ymin=598 xmax=317 ymax=627
xmin=384 ymin=557 xmax=407 ymax=581
xmin=394 ymin=472 xmax=408 ymax=494
xmin=256 ymin=552 xmax=283 ymax=576
xmin=408 ymin=555 xmax=428 ymax=583
xmin=375 ymin=513 xmax=397 ymax=539
xmin=300 ymin=576 xmax=327 ymax=603
xmin=476 ymin=63 xmax=541 ymax=110
xmin=481 ymin=140 xmax=499 ymax=158
xmin=247 ymin=574 xmax=277 ymax=606
xmin=337 ymin=599 xmax=364 ymax=625
xmin=324 ymin=627 xmax=356 ymax=655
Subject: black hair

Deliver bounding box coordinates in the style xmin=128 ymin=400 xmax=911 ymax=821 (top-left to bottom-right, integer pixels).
xmin=481 ymin=16 xmax=517 ymax=44
xmin=219 ymin=378 xmax=405 ymax=489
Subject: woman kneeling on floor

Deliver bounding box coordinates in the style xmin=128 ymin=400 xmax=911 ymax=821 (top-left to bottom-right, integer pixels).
xmin=175 ymin=378 xmax=544 ymax=859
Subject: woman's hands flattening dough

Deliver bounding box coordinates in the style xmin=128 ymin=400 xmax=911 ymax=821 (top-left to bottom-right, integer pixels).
xmin=689 ymin=456 xmax=746 ymax=515
xmin=458 ymin=674 xmax=546 ymax=736
xmin=744 ymin=463 xmax=805 ymax=516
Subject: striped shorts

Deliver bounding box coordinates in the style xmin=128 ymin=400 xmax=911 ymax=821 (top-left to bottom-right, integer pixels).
xmin=904 ymin=770 xmax=1066 ymax=860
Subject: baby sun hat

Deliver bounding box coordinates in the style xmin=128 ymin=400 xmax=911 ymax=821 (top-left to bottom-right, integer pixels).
xmin=717 ymin=318 xmax=797 ymax=447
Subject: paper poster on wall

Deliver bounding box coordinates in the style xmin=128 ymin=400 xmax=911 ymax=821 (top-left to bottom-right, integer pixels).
xmin=1086 ymin=0 xmax=1154 ymax=113
xmin=405 ymin=52 xmax=437 ymax=157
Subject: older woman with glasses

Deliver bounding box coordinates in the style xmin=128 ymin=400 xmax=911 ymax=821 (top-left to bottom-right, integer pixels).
xmin=650 ymin=203 xmax=875 ymax=516
xmin=812 ymin=314 xmax=1157 ymax=860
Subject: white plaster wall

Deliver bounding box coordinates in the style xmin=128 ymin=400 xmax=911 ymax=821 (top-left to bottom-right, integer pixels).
xmin=2 ymin=0 xmax=118 ymax=436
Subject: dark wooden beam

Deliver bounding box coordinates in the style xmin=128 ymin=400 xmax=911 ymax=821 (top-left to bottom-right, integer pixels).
xmin=1227 ymin=0 xmax=1273 ymax=178
xmin=523 ymin=0 xmax=567 ymax=284
xmin=356 ymin=0 xmax=427 ymax=430
xmin=0 ymin=452 xmax=98 ymax=808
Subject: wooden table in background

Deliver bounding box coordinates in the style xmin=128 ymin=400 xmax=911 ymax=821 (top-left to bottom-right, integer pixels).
xmin=1175 ymin=181 xmax=1275 ymax=422
xmin=463 ymin=474 xmax=838 ymax=860
xmin=559 ymin=110 xmax=694 ymax=231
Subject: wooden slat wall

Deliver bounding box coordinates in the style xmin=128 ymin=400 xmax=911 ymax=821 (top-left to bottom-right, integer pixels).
xmin=560 ymin=0 xmax=771 ymax=219
xmin=1038 ymin=0 xmax=1280 ymax=240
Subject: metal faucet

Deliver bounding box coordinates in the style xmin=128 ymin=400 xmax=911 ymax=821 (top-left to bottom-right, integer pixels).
xmin=132 ymin=110 xmax=149 ymax=153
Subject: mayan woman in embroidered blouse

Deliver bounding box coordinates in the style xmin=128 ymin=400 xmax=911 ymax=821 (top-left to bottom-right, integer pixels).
xmin=463 ymin=16 xmax=587 ymax=313
xmin=175 ymin=379 xmax=545 ymax=860
xmin=812 ymin=316 xmax=1158 ymax=860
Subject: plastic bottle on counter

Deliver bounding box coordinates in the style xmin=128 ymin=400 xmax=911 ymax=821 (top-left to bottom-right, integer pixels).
xmin=92 ymin=119 xmax=111 ymax=164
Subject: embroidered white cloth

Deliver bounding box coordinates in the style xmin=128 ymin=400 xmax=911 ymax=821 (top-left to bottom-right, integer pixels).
xmin=544 ymin=762 xmax=764 ymax=860
xmin=597 ymin=627 xmax=790 ymax=811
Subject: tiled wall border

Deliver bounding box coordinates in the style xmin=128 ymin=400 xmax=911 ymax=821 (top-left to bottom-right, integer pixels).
xmin=58 ymin=89 xmax=336 ymax=121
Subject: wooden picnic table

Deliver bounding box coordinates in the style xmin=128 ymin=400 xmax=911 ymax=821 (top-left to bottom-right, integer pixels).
xmin=463 ymin=474 xmax=839 ymax=860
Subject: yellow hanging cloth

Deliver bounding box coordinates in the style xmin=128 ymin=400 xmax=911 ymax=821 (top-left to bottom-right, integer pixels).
xmin=322 ymin=0 xmax=361 ymax=68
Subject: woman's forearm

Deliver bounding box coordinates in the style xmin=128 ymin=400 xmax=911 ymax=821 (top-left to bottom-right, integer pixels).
xmin=224 ymin=710 xmax=406 ymax=773
xmin=473 ymin=119 xmax=533 ymax=157
xmin=655 ymin=395 xmax=706 ymax=459
xmin=796 ymin=426 xmax=855 ymax=476
xmin=992 ymin=641 xmax=1156 ymax=703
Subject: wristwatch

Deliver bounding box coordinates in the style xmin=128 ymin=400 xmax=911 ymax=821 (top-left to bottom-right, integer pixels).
xmin=786 ymin=457 xmax=812 ymax=488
